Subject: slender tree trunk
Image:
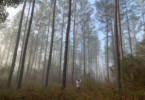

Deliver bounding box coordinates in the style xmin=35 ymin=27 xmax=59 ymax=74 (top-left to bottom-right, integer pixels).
xmin=7 ymin=0 xmax=27 ymax=88
xmin=66 ymin=37 xmax=70 ymax=82
xmin=38 ymin=42 xmax=43 ymax=69
xmin=71 ymin=0 xmax=76 ymax=85
xmin=96 ymin=56 xmax=98 ymax=81
xmin=117 ymin=0 xmax=123 ymax=60
xmin=83 ymin=30 xmax=86 ymax=80
xmin=125 ymin=0 xmax=132 ymax=54
xmin=45 ymin=0 xmax=57 ymax=87
xmin=17 ymin=0 xmax=35 ymax=89
xmin=16 ymin=1 xmax=32 ymax=83
xmin=106 ymin=18 xmax=109 ymax=83
xmin=114 ymin=0 xmax=121 ymax=91
xmin=111 ymin=21 xmax=115 ymax=64
xmin=59 ymin=13 xmax=64 ymax=84
xmin=61 ymin=0 xmax=71 ymax=90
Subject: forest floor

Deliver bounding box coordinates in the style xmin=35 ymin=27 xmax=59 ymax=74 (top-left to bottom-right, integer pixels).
xmin=0 ymin=80 xmax=145 ymax=100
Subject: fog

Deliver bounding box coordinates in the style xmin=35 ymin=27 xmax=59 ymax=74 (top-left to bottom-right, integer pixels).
xmin=0 ymin=0 xmax=144 ymax=91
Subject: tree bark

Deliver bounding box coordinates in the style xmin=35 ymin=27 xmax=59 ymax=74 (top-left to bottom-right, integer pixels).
xmin=17 ymin=0 xmax=35 ymax=89
xmin=111 ymin=21 xmax=115 ymax=64
xmin=59 ymin=11 xmax=65 ymax=84
xmin=61 ymin=0 xmax=71 ymax=90
xmin=83 ymin=23 xmax=86 ymax=80
xmin=71 ymin=0 xmax=76 ymax=85
xmin=38 ymin=42 xmax=43 ymax=70
xmin=45 ymin=0 xmax=57 ymax=87
xmin=7 ymin=0 xmax=27 ymax=88
xmin=16 ymin=1 xmax=32 ymax=83
xmin=114 ymin=0 xmax=121 ymax=91
xmin=106 ymin=18 xmax=109 ymax=83
xmin=117 ymin=0 xmax=123 ymax=60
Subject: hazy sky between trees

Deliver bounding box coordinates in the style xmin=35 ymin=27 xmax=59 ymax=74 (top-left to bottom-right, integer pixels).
xmin=6 ymin=0 xmax=143 ymax=51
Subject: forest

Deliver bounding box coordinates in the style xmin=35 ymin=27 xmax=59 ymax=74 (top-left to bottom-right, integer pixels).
xmin=0 ymin=0 xmax=145 ymax=99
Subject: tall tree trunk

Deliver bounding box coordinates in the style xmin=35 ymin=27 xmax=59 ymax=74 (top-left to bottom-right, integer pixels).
xmin=106 ymin=18 xmax=109 ymax=83
xmin=111 ymin=21 xmax=115 ymax=64
xmin=38 ymin=42 xmax=43 ymax=69
xmin=83 ymin=30 xmax=86 ymax=80
xmin=87 ymin=26 xmax=90 ymax=80
xmin=96 ymin=56 xmax=98 ymax=81
xmin=45 ymin=0 xmax=56 ymax=87
xmin=72 ymin=0 xmax=76 ymax=85
xmin=16 ymin=1 xmax=32 ymax=83
xmin=125 ymin=0 xmax=132 ymax=54
xmin=59 ymin=12 xmax=64 ymax=84
xmin=117 ymin=0 xmax=123 ymax=60
xmin=7 ymin=0 xmax=27 ymax=88
xmin=114 ymin=0 xmax=121 ymax=91
xmin=67 ymin=37 xmax=70 ymax=82
xmin=61 ymin=0 xmax=71 ymax=90
xmin=17 ymin=0 xmax=35 ymax=89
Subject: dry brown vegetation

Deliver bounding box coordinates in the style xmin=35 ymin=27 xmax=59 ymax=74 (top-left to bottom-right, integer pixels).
xmin=0 ymin=80 xmax=145 ymax=100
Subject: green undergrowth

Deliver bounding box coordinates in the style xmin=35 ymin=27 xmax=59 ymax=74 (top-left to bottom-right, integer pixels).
xmin=0 ymin=81 xmax=145 ymax=100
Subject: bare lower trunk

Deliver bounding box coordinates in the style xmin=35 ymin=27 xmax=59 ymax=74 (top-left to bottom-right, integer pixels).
xmin=83 ymin=31 xmax=86 ymax=80
xmin=106 ymin=19 xmax=109 ymax=83
xmin=38 ymin=43 xmax=43 ymax=69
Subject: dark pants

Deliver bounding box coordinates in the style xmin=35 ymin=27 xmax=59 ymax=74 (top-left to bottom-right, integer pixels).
xmin=77 ymin=87 xmax=80 ymax=93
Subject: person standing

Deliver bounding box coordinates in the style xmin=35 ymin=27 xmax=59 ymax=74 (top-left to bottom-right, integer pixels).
xmin=76 ymin=79 xmax=81 ymax=93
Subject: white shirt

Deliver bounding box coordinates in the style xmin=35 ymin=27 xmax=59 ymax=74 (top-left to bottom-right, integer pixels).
xmin=76 ymin=80 xmax=81 ymax=87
